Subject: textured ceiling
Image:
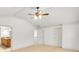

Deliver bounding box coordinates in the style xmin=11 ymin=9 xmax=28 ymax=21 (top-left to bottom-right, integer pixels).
xmin=15 ymin=7 xmax=79 ymax=27
xmin=0 ymin=7 xmax=79 ymax=27
xmin=0 ymin=7 xmax=22 ymax=16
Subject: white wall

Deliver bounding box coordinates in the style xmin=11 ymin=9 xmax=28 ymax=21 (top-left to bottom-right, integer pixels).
xmin=42 ymin=25 xmax=62 ymax=47
xmin=0 ymin=16 xmax=35 ymax=50
xmin=0 ymin=29 xmax=1 ymax=45
xmin=62 ymin=24 xmax=79 ymax=50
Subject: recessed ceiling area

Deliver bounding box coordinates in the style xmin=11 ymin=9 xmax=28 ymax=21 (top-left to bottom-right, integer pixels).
xmin=0 ymin=7 xmax=79 ymax=27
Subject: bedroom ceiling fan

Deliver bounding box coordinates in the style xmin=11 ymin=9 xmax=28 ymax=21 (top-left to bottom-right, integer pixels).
xmin=28 ymin=7 xmax=49 ymax=19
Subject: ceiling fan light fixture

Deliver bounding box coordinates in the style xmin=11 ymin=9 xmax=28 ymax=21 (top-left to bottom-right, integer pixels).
xmin=34 ymin=15 xmax=42 ymax=19
xmin=29 ymin=7 xmax=49 ymax=20
xmin=39 ymin=15 xmax=42 ymax=19
xmin=34 ymin=15 xmax=38 ymax=19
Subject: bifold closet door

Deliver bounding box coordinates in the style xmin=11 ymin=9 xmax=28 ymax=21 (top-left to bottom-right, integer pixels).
xmin=44 ymin=26 xmax=62 ymax=47
xmin=55 ymin=27 xmax=62 ymax=47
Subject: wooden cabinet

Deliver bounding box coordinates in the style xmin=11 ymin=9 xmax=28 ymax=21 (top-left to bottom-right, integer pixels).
xmin=1 ymin=37 xmax=11 ymax=48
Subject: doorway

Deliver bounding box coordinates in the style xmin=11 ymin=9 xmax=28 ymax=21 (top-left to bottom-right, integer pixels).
xmin=0 ymin=25 xmax=12 ymax=52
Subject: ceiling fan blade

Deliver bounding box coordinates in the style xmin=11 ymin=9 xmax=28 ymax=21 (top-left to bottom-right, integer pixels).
xmin=28 ymin=13 xmax=34 ymax=15
xmin=42 ymin=13 xmax=49 ymax=15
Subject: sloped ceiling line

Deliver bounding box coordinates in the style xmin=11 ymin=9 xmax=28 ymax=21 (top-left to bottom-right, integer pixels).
xmin=15 ymin=15 xmax=38 ymax=27
xmin=13 ymin=7 xmax=39 ymax=28
xmin=14 ymin=7 xmax=26 ymax=16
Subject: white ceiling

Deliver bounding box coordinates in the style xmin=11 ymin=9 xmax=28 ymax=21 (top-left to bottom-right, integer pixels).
xmin=0 ymin=7 xmax=22 ymax=16
xmin=0 ymin=7 xmax=79 ymax=27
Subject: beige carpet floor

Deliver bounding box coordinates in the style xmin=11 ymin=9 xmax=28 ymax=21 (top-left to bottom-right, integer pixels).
xmin=13 ymin=44 xmax=75 ymax=52
xmin=0 ymin=46 xmax=11 ymax=52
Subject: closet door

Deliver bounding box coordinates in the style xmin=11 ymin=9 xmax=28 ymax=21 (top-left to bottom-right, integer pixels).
xmin=54 ymin=27 xmax=62 ymax=47
xmin=44 ymin=26 xmax=62 ymax=47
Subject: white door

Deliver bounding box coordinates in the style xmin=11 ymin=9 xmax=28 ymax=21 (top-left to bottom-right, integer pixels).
xmin=54 ymin=27 xmax=62 ymax=47
xmin=37 ymin=29 xmax=44 ymax=44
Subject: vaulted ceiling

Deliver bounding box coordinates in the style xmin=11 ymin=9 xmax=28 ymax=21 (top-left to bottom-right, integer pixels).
xmin=0 ymin=7 xmax=79 ymax=27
